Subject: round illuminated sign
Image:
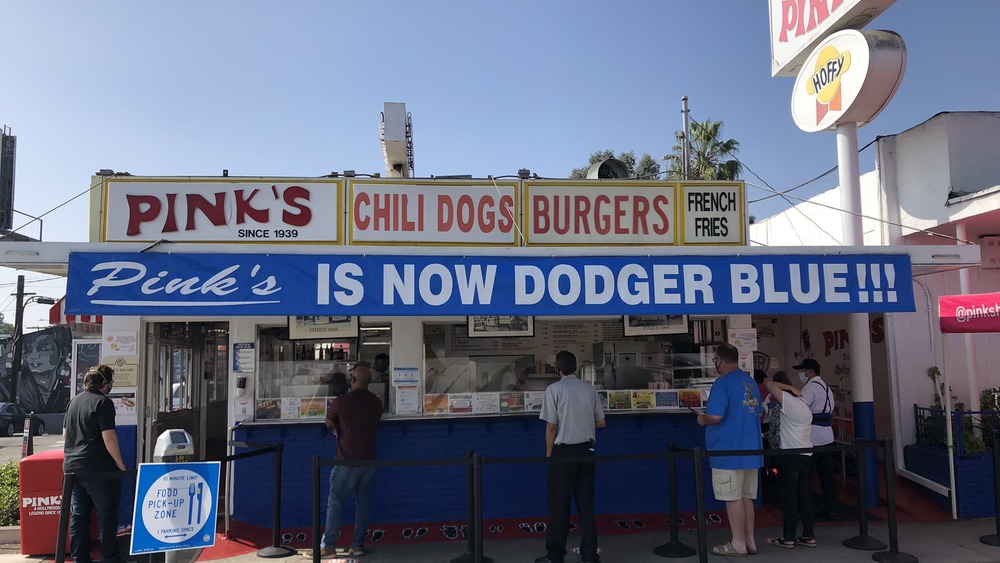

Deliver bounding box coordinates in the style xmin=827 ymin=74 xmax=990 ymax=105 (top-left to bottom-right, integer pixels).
xmin=790 ymin=29 xmax=906 ymax=133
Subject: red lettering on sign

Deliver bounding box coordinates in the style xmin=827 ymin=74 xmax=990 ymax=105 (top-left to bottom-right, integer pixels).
xmin=652 ymin=195 xmax=670 ymax=235
xmin=531 ymin=193 xmax=671 ymax=238
xmin=354 ymin=192 xmax=371 ymax=230
xmin=435 ymin=194 xmax=513 ymax=234
xmin=163 ymin=193 xmax=179 ymax=233
xmin=594 ymin=195 xmax=610 ymax=235
xmin=235 ymin=189 xmax=269 ymax=224
xmin=613 ymin=195 xmax=628 ymax=234
xmin=185 ymin=192 xmax=227 ymax=231
xmin=126 ymin=195 xmax=162 ymax=236
xmin=779 ymin=0 xmax=845 ymax=43
xmin=123 ymin=186 xmax=315 ymax=236
xmin=533 ymin=196 xmax=550 ymax=234
xmin=281 ymin=186 xmax=311 ymax=227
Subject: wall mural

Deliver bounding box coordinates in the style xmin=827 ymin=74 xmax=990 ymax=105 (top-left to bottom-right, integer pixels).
xmin=0 ymin=326 xmax=73 ymax=413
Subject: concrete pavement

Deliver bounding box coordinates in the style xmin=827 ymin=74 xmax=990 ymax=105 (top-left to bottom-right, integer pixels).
xmin=3 ymin=518 xmax=1000 ymax=563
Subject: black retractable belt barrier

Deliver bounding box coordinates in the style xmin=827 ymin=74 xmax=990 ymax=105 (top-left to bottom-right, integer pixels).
xmin=692 ymin=447 xmax=708 ymax=563
xmin=654 ymin=444 xmax=696 ymax=558
xmin=450 ymin=450 xmax=493 ymax=563
xmin=54 ymin=468 xmax=136 ymax=563
xmin=980 ymin=424 xmax=1000 ymax=546
xmin=843 ymin=440 xmax=886 ymax=550
xmin=54 ymin=473 xmax=75 ymax=563
xmin=873 ymin=439 xmax=918 ymax=563
xmin=225 ymin=441 xmax=295 ymax=558
xmin=311 ymin=456 xmax=321 ymax=563
xmin=472 ymin=454 xmax=489 ymax=563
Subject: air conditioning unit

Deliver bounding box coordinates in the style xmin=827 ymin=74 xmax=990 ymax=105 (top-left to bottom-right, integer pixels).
xmin=982 ymin=235 xmax=1000 ymax=269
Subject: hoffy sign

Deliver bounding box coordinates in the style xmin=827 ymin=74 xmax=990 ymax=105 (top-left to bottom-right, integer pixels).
xmin=790 ymin=29 xmax=906 ymax=133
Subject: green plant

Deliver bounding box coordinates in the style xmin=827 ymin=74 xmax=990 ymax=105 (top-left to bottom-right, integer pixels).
xmin=0 ymin=461 xmax=19 ymax=525
xmin=918 ymin=367 xmax=949 ymax=447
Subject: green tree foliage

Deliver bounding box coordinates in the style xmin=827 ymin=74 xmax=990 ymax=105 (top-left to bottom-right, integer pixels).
xmin=569 ymin=149 xmax=659 ymax=179
xmin=0 ymin=312 xmax=13 ymax=337
xmin=635 ymin=154 xmax=662 ymax=180
xmin=664 ymin=118 xmax=742 ymax=181
xmin=0 ymin=461 xmax=18 ymax=525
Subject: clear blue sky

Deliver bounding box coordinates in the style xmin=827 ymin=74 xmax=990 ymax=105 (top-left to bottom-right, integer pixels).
xmin=1 ymin=1 xmax=997 ymax=323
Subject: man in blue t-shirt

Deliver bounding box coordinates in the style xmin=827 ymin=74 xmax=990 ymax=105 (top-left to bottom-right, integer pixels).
xmin=697 ymin=343 xmax=763 ymax=557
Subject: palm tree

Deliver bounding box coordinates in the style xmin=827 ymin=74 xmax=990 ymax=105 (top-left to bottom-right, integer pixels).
xmin=664 ymin=118 xmax=742 ymax=181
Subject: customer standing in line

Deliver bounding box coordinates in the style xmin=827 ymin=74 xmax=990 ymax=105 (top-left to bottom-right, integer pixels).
xmin=763 ymin=377 xmax=817 ymax=549
xmin=535 ymin=351 xmax=606 ymax=563
xmin=697 ymin=343 xmax=763 ymax=557
xmin=63 ymin=365 xmax=128 ymax=563
xmin=313 ymin=363 xmax=383 ymax=558
xmin=795 ymin=358 xmax=839 ymax=519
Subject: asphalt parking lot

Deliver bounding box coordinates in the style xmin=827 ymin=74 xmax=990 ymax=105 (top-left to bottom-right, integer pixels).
xmin=0 ymin=432 xmax=61 ymax=466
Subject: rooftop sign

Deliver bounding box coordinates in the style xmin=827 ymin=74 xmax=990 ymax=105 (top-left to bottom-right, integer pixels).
xmin=790 ymin=29 xmax=906 ymax=132
xmin=769 ymin=0 xmax=896 ymax=77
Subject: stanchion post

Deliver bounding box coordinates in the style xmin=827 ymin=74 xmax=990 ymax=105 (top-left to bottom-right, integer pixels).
xmin=258 ymin=444 xmax=296 ymax=558
xmin=842 ymin=440 xmax=886 ymax=551
xmin=311 ymin=456 xmax=321 ymax=563
xmin=873 ymin=439 xmax=918 ymax=563
xmin=54 ymin=473 xmax=74 ymax=563
xmin=654 ymin=444 xmax=696 ymax=558
xmin=471 ymin=453 xmax=492 ymax=563
xmin=980 ymin=425 xmax=1000 ymax=546
xmin=23 ymin=412 xmax=34 ymax=458
xmin=693 ymin=447 xmax=708 ymax=563
xmin=450 ymin=450 xmax=477 ymax=563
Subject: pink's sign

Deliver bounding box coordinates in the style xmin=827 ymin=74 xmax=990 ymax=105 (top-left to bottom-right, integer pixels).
xmin=102 ymin=179 xmax=343 ymax=243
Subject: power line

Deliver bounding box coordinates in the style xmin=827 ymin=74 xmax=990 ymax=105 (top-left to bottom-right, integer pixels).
xmin=9 ymin=175 xmax=106 ymax=237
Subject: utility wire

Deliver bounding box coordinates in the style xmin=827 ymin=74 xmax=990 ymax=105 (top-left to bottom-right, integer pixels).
xmin=9 ymin=175 xmax=106 ymax=237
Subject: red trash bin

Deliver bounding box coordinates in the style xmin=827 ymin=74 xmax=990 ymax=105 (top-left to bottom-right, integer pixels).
xmin=20 ymin=449 xmax=70 ymax=554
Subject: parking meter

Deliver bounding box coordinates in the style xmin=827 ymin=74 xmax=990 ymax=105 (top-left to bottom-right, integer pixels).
xmin=154 ymin=429 xmax=195 ymax=462
xmin=152 ymin=429 xmax=201 ymax=563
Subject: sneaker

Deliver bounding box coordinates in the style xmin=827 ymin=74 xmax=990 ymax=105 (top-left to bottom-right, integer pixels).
xmin=336 ymin=546 xmax=366 ymax=556
xmin=795 ymin=536 xmax=817 ymax=548
xmin=767 ymin=537 xmax=795 ymax=549
xmin=302 ymin=548 xmax=337 ymax=557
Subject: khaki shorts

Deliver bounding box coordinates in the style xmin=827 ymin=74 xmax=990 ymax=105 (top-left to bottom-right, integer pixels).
xmin=711 ymin=468 xmax=759 ymax=501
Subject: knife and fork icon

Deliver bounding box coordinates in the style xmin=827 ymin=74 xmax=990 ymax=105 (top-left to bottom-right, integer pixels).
xmin=187 ymin=482 xmax=205 ymax=526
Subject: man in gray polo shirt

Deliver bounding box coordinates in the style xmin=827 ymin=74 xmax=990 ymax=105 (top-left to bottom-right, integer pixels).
xmin=535 ymin=351 xmax=606 ymax=563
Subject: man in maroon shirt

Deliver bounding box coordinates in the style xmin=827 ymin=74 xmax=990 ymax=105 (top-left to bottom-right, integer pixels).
xmin=314 ymin=363 xmax=383 ymax=557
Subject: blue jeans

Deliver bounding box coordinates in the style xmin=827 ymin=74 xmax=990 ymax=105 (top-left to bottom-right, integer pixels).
xmin=322 ymin=465 xmax=375 ymax=549
xmin=70 ymin=476 xmax=122 ymax=563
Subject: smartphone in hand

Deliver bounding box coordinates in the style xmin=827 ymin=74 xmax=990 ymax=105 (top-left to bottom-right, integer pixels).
xmin=689 ymin=406 xmax=706 ymax=415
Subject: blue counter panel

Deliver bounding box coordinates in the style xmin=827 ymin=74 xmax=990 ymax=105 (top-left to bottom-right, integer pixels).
xmin=231 ymin=414 xmax=720 ymax=528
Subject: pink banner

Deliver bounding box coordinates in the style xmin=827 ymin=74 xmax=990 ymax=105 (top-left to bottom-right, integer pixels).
xmin=939 ymin=292 xmax=1000 ymax=333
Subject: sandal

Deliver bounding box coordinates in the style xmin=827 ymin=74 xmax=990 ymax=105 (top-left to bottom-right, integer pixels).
xmin=711 ymin=542 xmax=748 ymax=557
xmin=767 ymin=537 xmax=795 ymax=549
xmin=795 ymin=537 xmax=817 ymax=548
xmin=747 ymin=547 xmax=758 ymax=555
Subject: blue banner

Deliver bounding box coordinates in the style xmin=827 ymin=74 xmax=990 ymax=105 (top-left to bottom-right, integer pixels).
xmin=67 ymin=252 xmax=915 ymax=316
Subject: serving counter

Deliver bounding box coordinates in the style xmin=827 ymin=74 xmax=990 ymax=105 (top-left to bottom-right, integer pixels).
xmin=231 ymin=410 xmax=720 ymax=531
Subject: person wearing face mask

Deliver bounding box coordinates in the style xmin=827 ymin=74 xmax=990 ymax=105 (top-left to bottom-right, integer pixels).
xmin=792 ymin=358 xmax=839 ymax=520
xmin=63 ymin=365 xmax=128 ymax=563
